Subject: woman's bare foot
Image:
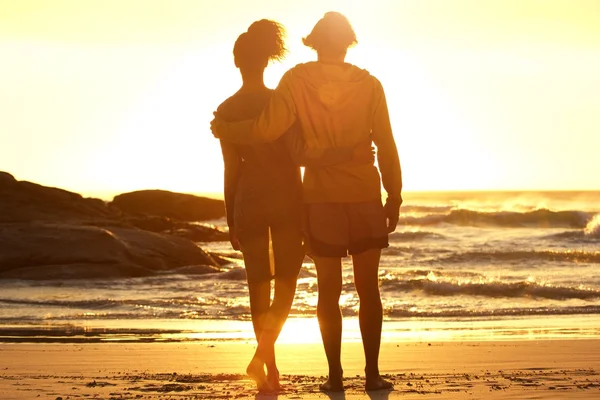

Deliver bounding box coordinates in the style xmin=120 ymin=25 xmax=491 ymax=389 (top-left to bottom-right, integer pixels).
xmin=365 ymin=375 xmax=394 ymax=391
xmin=266 ymin=366 xmax=280 ymax=392
xmin=246 ymin=357 xmax=270 ymax=392
xmin=319 ymin=376 xmax=344 ymax=392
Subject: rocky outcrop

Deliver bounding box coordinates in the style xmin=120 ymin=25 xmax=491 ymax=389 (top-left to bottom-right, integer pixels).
xmin=124 ymin=215 xmax=228 ymax=242
xmin=110 ymin=190 xmax=225 ymax=222
xmin=0 ymin=222 xmax=221 ymax=279
xmin=0 ymin=172 xmax=120 ymax=223
xmin=0 ymin=172 xmax=227 ymax=242
xmin=0 ymin=172 xmax=229 ymax=280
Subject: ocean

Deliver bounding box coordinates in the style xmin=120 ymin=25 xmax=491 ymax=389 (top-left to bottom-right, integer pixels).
xmin=1 ymin=191 xmax=599 ymax=344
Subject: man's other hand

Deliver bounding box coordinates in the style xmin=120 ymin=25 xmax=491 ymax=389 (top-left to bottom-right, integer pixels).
xmin=384 ymin=195 xmax=403 ymax=233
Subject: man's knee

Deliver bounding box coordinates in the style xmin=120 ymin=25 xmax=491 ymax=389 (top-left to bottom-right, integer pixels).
xmin=317 ymin=287 xmax=342 ymax=307
xmin=354 ymin=279 xmax=381 ymax=300
xmin=319 ymin=286 xmax=342 ymax=300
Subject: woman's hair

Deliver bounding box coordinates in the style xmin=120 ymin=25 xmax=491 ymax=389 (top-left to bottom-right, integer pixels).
xmin=233 ymin=19 xmax=287 ymax=69
xmin=303 ymin=12 xmax=357 ymax=54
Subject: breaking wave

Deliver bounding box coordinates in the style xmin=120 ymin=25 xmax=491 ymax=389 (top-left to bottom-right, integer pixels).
xmin=389 ymin=231 xmax=445 ymax=241
xmin=400 ymin=209 xmax=593 ymax=228
xmin=545 ymin=214 xmax=600 ymax=241
xmin=380 ymin=278 xmax=600 ymax=300
xmin=386 ymin=305 xmax=600 ymax=318
xmin=436 ymin=249 xmax=600 ymax=264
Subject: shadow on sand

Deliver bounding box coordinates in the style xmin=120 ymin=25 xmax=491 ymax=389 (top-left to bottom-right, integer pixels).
xmin=254 ymin=389 xmax=391 ymax=400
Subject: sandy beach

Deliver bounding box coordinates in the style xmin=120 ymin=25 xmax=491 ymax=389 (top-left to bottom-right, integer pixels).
xmin=1 ymin=339 xmax=599 ymax=399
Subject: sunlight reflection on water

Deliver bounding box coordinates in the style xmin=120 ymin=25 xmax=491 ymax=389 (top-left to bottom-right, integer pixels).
xmin=2 ymin=315 xmax=599 ymax=344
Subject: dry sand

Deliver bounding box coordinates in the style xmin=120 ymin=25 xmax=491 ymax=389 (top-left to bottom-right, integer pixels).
xmin=1 ymin=339 xmax=600 ymax=399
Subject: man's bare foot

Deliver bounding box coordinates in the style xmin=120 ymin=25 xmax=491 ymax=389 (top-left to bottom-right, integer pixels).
xmin=319 ymin=376 xmax=344 ymax=392
xmin=365 ymin=375 xmax=394 ymax=391
xmin=246 ymin=357 xmax=270 ymax=392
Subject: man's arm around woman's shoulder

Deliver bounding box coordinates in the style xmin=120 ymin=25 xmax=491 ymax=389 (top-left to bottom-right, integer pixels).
xmin=211 ymin=71 xmax=297 ymax=144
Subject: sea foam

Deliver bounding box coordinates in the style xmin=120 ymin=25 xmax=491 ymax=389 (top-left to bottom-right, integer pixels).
xmin=584 ymin=214 xmax=600 ymax=238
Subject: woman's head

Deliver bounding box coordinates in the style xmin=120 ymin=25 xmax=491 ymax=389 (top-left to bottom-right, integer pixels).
xmin=303 ymin=12 xmax=357 ymax=56
xmin=234 ymin=19 xmax=286 ymax=72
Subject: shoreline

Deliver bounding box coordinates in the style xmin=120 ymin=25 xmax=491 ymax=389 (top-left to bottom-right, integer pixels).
xmin=2 ymin=339 xmax=600 ymax=399
xmin=2 ymin=314 xmax=600 ymax=344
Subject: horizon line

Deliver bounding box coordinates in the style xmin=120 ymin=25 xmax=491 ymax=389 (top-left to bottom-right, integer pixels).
xmin=82 ymin=188 xmax=600 ymax=202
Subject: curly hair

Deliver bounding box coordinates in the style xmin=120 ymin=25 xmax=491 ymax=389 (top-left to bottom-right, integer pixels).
xmin=234 ymin=19 xmax=287 ymax=69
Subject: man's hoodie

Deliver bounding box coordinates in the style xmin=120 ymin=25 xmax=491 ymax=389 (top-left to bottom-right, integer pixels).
xmin=215 ymin=61 xmax=402 ymax=204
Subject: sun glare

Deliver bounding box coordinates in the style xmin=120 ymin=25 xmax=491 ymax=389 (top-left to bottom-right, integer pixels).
xmin=277 ymin=318 xmax=323 ymax=344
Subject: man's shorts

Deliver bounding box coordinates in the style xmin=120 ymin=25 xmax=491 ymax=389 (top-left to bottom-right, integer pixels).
xmin=304 ymin=200 xmax=390 ymax=257
xmin=236 ymin=205 xmax=304 ymax=284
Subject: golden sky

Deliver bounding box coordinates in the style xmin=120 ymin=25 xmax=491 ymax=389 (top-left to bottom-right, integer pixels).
xmin=1 ymin=0 xmax=599 ymax=198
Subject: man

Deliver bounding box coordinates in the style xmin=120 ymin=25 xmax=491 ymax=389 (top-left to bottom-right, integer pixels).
xmin=212 ymin=12 xmax=402 ymax=392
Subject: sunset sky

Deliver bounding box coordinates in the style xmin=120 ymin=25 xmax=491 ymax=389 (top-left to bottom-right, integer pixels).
xmin=1 ymin=0 xmax=599 ymax=198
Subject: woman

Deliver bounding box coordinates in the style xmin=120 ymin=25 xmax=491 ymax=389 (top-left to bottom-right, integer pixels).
xmin=212 ymin=13 xmax=402 ymax=392
xmin=216 ymin=19 xmax=371 ymax=392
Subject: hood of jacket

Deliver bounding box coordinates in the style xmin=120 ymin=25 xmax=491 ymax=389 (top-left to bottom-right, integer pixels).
xmin=289 ymin=62 xmax=373 ymax=112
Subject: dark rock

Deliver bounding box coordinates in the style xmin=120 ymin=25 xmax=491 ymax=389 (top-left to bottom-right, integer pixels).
xmin=207 ymin=252 xmax=237 ymax=266
xmin=167 ymin=224 xmax=229 ymax=242
xmin=0 ymin=172 xmax=229 ymax=280
xmin=0 ymin=172 xmax=121 ymax=223
xmin=167 ymin=265 xmax=222 ymax=275
xmin=0 ymin=222 xmax=221 ymax=279
xmin=111 ymin=190 xmax=225 ymax=222
xmin=125 ymin=215 xmax=176 ymax=232
xmin=214 ymin=268 xmax=247 ymax=280
xmin=0 ymin=172 xmax=226 ymax=242
xmin=125 ymin=216 xmax=228 ymax=242
xmin=0 ymin=171 xmax=16 ymax=182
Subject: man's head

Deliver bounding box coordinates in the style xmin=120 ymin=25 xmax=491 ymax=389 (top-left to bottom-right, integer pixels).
xmin=303 ymin=12 xmax=357 ymax=59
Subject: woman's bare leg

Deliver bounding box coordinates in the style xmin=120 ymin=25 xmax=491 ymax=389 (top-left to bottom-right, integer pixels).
xmin=245 ymin=281 xmax=272 ymax=391
xmin=240 ymin=223 xmax=273 ymax=392
xmin=248 ymin=281 xmax=271 ymax=341
xmin=247 ymin=276 xmax=297 ymax=390
xmin=247 ymin=223 xmax=302 ymax=392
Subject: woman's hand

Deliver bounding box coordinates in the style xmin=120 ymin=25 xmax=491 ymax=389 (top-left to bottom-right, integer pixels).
xmin=351 ymin=139 xmax=375 ymax=165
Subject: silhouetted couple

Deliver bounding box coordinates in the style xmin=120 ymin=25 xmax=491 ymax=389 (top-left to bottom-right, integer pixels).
xmin=211 ymin=12 xmax=402 ymax=394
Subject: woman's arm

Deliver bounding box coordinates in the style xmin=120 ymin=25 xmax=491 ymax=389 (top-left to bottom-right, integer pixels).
xmin=220 ymin=140 xmax=242 ymax=249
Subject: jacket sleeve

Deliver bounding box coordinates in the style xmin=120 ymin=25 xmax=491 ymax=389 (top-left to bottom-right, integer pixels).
xmin=371 ymin=78 xmax=403 ymax=200
xmin=283 ymin=122 xmax=354 ymax=167
xmin=214 ymin=72 xmax=297 ymax=144
xmin=219 ymin=140 xmax=242 ymax=230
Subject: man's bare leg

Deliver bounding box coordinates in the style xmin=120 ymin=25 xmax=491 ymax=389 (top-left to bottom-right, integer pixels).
xmin=352 ymin=248 xmax=393 ymax=391
xmin=314 ymin=256 xmax=344 ymax=392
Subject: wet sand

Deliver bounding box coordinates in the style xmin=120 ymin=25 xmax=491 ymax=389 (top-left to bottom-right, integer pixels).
xmin=1 ymin=340 xmax=600 ymax=399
